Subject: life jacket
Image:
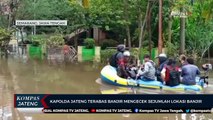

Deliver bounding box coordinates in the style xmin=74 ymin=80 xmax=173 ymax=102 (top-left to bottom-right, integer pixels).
xmin=165 ymin=65 xmax=180 ymax=86
xmin=109 ymin=52 xmax=119 ymax=68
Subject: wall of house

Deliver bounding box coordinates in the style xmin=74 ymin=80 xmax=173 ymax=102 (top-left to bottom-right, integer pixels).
xmin=93 ymin=27 xmax=106 ymax=44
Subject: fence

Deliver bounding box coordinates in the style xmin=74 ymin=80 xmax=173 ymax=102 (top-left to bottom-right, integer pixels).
xmin=47 ymin=46 xmax=77 ymax=63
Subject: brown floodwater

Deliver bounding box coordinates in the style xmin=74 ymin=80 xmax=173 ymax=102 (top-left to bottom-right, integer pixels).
xmin=0 ymin=57 xmax=213 ymax=120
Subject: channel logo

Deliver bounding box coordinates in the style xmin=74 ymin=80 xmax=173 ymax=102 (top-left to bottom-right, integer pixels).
xmin=185 ymin=109 xmax=190 ymax=113
xmin=134 ymin=108 xmax=139 ymax=113
xmin=90 ymin=109 xmax=96 ymax=113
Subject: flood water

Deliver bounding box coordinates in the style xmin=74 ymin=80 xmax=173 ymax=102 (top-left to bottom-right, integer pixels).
xmin=0 ymin=57 xmax=213 ymax=120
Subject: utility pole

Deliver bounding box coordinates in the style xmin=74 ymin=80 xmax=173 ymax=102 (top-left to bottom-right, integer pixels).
xmin=158 ymin=0 xmax=163 ymax=55
xmin=147 ymin=1 xmax=152 ymax=56
xmin=180 ymin=7 xmax=185 ymax=54
xmin=8 ymin=0 xmax=13 ymax=30
xmin=123 ymin=0 xmax=131 ymax=49
xmin=33 ymin=0 xmax=36 ymax=35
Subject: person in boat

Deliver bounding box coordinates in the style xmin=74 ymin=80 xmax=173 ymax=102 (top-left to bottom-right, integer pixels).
xmin=179 ymin=54 xmax=187 ymax=66
xmin=202 ymin=63 xmax=212 ymax=71
xmin=200 ymin=63 xmax=212 ymax=85
xmin=161 ymin=58 xmax=180 ymax=86
xmin=125 ymin=54 xmax=138 ymax=79
xmin=137 ymin=54 xmax=156 ymax=81
xmin=123 ymin=50 xmax=138 ymax=79
xmin=156 ymin=53 xmax=168 ymax=83
xmin=109 ymin=44 xmax=130 ymax=78
xmin=181 ymin=58 xmax=200 ymax=85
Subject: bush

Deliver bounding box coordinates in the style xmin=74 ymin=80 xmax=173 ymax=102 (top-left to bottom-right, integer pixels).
xmin=130 ymin=48 xmax=139 ymax=59
xmin=0 ymin=28 xmax=11 ymax=56
xmin=47 ymin=34 xmax=64 ymax=48
xmin=0 ymin=28 xmax=10 ymax=40
xmin=139 ymin=47 xmax=149 ymax=61
xmin=0 ymin=28 xmax=11 ymax=46
xmin=84 ymin=38 xmax=95 ymax=49
xmin=29 ymin=35 xmax=46 ymax=46
xmin=31 ymin=41 xmax=40 ymax=46
xmin=100 ymin=49 xmax=117 ymax=63
xmin=100 ymin=39 xmax=118 ymax=49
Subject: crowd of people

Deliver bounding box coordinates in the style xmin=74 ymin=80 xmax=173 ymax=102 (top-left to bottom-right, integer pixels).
xmin=109 ymin=44 xmax=212 ymax=87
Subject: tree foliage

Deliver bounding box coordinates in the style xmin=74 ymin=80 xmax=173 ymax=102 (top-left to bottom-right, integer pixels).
xmin=185 ymin=0 xmax=213 ymax=59
xmin=163 ymin=0 xmax=213 ymax=59
xmin=0 ymin=28 xmax=12 ymax=57
xmin=2 ymin=0 xmax=212 ymax=59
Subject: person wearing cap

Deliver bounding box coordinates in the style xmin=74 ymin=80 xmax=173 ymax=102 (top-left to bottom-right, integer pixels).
xmin=109 ymin=45 xmax=130 ymax=78
xmin=156 ymin=53 xmax=168 ymax=83
xmin=123 ymin=50 xmax=131 ymax=63
xmin=137 ymin=54 xmax=156 ymax=80
xmin=124 ymin=51 xmax=138 ymax=79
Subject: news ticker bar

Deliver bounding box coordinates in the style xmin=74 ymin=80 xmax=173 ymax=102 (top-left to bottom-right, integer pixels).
xmin=14 ymin=94 xmax=213 ymax=111
xmin=42 ymin=108 xmax=213 ymax=114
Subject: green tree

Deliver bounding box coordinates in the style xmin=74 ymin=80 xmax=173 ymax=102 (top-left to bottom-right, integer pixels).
xmin=0 ymin=28 xmax=12 ymax=57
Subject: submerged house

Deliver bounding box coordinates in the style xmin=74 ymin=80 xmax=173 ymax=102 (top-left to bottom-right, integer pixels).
xmin=64 ymin=27 xmax=107 ymax=47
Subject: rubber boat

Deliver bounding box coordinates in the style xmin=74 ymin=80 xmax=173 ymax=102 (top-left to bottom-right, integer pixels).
xmin=100 ymin=65 xmax=203 ymax=91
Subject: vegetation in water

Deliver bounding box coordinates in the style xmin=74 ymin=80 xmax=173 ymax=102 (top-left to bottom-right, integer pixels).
xmin=46 ymin=35 xmax=64 ymax=48
xmin=100 ymin=49 xmax=116 ymax=63
xmin=84 ymin=38 xmax=95 ymax=49
xmin=0 ymin=28 xmax=12 ymax=57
